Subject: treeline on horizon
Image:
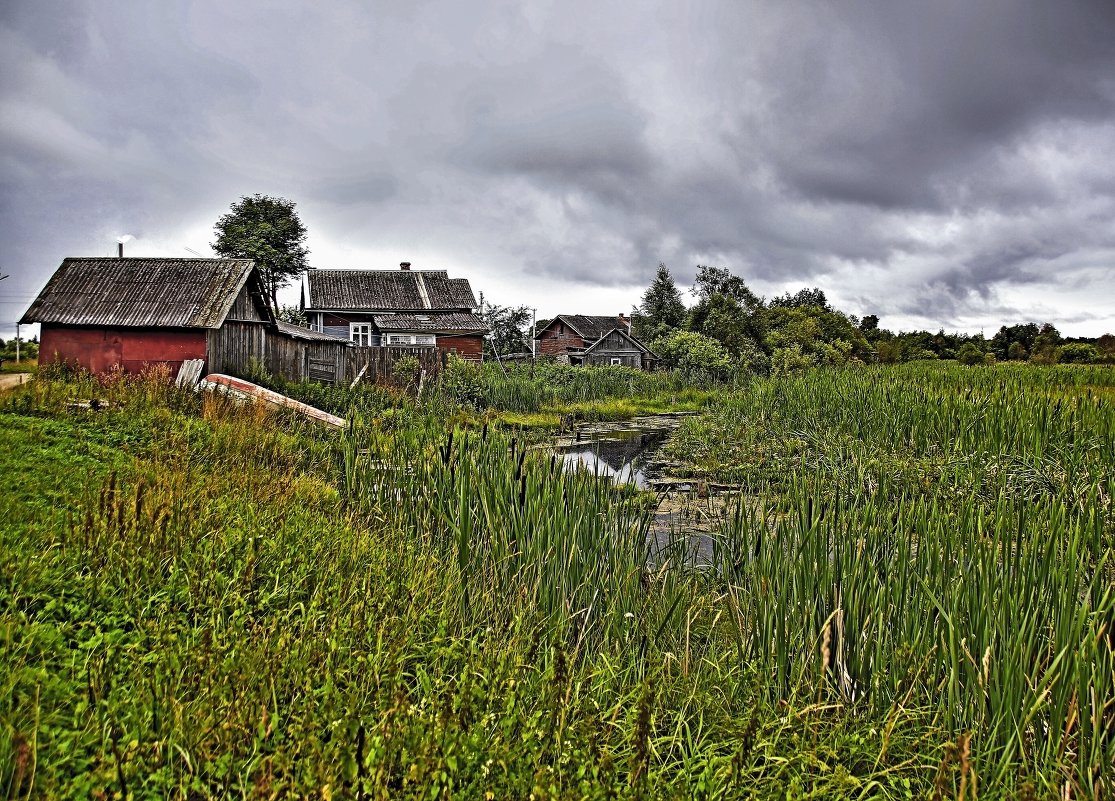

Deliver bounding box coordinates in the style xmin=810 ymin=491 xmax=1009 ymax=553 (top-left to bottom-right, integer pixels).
xmin=594 ymin=264 xmax=1114 ymax=375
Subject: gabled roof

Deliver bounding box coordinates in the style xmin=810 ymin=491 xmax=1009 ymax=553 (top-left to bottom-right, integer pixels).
xmin=542 ymin=314 xmax=629 ymax=342
xmin=20 ymin=257 xmax=263 ymax=328
xmin=303 ymin=269 xmax=479 ymax=311
xmin=582 ymin=327 xmax=657 ymax=358
xmin=373 ymin=312 xmax=487 ymax=333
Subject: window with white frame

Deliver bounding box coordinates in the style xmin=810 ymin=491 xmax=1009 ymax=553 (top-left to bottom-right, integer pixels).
xmin=386 ymin=333 xmax=436 ymax=346
xmin=350 ymin=323 xmax=373 ymax=346
xmin=610 ymin=357 xmax=623 ymax=365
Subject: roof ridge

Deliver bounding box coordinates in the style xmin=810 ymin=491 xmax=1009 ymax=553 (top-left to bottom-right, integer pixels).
xmin=309 ymin=267 xmax=449 ymax=273
xmin=62 ymin=256 xmax=251 ymax=260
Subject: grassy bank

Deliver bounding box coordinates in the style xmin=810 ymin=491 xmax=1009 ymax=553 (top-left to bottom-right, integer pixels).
xmin=1 ymin=364 xmax=1112 ymax=798
xmin=250 ymin=359 xmax=716 ymax=431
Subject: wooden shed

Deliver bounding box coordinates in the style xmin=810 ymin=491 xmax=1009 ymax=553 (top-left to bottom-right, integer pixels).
xmin=21 ymin=257 xmax=276 ymax=375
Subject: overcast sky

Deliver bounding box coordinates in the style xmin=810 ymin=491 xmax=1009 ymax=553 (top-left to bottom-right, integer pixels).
xmin=3 ymin=0 xmax=1114 ymax=339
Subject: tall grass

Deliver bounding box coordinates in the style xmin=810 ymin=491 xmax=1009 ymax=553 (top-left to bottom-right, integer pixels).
xmin=343 ymin=422 xmax=678 ymax=642
xmin=1 ymin=362 xmax=1112 ymax=797
xmin=712 ymin=475 xmax=1112 ymax=792
xmin=442 ymin=360 xmax=709 ymax=413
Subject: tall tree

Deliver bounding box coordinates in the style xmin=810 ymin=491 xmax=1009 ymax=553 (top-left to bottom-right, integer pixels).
xmin=691 ymin=265 xmax=761 ymax=310
xmin=769 ymin=287 xmax=831 ymax=312
xmin=990 ymin=322 xmax=1040 ymax=360
xmin=212 ymin=194 xmax=310 ymax=312
xmin=632 ymin=263 xmax=686 ymax=343
xmin=688 ymin=292 xmax=758 ymax=354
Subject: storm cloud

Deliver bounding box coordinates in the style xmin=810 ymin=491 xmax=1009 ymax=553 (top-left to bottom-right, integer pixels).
xmin=2 ymin=0 xmax=1114 ymax=336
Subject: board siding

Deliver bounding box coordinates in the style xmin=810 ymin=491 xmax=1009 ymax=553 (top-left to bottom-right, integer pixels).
xmin=207 ymin=321 xmax=442 ymax=385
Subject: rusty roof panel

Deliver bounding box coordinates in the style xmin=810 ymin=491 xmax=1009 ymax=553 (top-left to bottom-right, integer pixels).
xmin=20 ymin=258 xmax=257 ymax=328
xmin=305 ymin=269 xmax=479 ymax=311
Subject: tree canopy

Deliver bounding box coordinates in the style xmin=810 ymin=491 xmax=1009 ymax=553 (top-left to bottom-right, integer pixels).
xmin=632 ymin=263 xmax=686 ymax=343
xmin=769 ymin=287 xmax=831 ymax=312
xmin=692 ymin=264 xmax=761 ymax=310
xmin=479 ymin=297 xmax=532 ymax=358
xmin=212 ymin=194 xmax=310 ymax=312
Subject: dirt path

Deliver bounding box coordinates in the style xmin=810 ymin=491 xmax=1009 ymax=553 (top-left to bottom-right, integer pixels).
xmin=0 ymin=373 xmax=31 ymax=391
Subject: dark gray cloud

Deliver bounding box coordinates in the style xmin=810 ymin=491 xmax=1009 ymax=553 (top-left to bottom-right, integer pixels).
xmin=2 ymin=0 xmax=1114 ymax=337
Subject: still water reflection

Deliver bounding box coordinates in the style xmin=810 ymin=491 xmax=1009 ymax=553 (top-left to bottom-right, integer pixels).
xmin=558 ymin=430 xmax=669 ymax=489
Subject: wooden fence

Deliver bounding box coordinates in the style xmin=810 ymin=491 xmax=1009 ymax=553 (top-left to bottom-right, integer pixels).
xmin=207 ymin=322 xmax=443 ymax=385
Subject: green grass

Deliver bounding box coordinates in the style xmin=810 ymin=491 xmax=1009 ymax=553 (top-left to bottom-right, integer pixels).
xmin=0 ymin=358 xmax=37 ymax=374
xmin=1 ymin=363 xmax=1112 ymax=798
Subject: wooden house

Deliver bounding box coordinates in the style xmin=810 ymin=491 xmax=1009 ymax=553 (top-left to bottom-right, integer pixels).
xmin=21 ymin=257 xmax=277 ymax=375
xmin=301 ymin=263 xmax=487 ymax=361
xmin=536 ymin=314 xmax=657 ymax=369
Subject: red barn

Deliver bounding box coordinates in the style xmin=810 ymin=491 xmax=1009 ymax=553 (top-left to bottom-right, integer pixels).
xmin=21 ymin=257 xmax=274 ymax=375
xmin=301 ymin=263 xmax=487 ymax=361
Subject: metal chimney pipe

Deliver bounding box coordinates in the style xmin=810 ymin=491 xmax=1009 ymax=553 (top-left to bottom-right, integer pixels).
xmin=118 ymin=242 xmax=124 ymax=258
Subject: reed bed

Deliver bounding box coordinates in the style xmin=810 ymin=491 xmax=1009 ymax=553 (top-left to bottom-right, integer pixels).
xmin=443 ymin=360 xmax=707 ymax=413
xmin=1 ymin=362 xmax=1112 ymax=798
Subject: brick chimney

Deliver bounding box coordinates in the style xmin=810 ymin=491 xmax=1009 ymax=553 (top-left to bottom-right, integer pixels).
xmin=400 ymin=262 xmax=411 ymax=271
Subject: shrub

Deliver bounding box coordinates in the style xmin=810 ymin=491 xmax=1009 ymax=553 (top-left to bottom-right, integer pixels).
xmin=391 ymin=355 xmax=422 ymax=390
xmin=770 ymin=344 xmax=815 ymax=375
xmin=439 ymin=355 xmax=485 ymax=409
xmin=650 ymin=331 xmax=733 ymax=380
xmin=1057 ymin=343 xmax=1099 ymax=364
xmin=956 ymin=342 xmax=992 ymax=366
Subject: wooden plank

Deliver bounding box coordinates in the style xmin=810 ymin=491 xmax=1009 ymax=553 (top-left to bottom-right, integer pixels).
xmin=176 ymin=358 xmax=205 ymax=387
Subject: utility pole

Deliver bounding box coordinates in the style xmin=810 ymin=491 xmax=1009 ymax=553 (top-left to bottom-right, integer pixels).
xmin=15 ymin=322 xmax=19 ymax=364
xmin=531 ymin=308 xmax=537 ymax=359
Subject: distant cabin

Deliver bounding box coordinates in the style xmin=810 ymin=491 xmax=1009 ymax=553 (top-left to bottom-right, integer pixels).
xmin=536 ymin=314 xmax=657 ymax=369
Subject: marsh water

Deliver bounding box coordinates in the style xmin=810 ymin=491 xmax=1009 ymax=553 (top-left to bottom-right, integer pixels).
xmin=554 ymin=414 xmax=730 ymax=566
xmin=559 ymin=430 xmax=670 ymax=490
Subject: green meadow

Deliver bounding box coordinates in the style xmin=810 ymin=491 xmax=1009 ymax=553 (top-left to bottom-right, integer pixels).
xmin=1 ymin=362 xmax=1112 ymax=799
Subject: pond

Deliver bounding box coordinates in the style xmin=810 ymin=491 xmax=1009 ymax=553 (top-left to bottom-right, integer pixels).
xmin=559 ymin=429 xmax=671 ymax=490
xmin=553 ymin=413 xmax=735 ymax=567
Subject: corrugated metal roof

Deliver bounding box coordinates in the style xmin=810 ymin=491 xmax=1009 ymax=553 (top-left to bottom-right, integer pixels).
xmin=20 ymin=257 xmax=257 ymax=329
xmin=373 ymin=312 xmax=487 ymax=333
xmin=274 ymin=320 xmax=351 ymax=342
xmin=304 ymin=269 xmax=479 ymax=311
xmin=556 ymin=315 xmax=629 ymax=342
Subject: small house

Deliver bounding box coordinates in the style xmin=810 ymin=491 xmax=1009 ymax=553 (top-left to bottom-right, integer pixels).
xmin=301 ymin=263 xmax=487 ymax=361
xmin=536 ymin=314 xmax=657 ymax=369
xmin=21 ymin=257 xmax=276 ymax=375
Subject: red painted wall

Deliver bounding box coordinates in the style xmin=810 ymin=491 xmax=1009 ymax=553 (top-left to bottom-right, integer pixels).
xmin=437 ymin=335 xmax=484 ymax=362
xmin=40 ymin=325 xmax=207 ymax=375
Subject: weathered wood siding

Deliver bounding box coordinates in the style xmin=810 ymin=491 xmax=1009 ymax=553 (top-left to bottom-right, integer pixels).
xmin=436 ymin=333 xmax=484 ymax=361
xmin=537 ymin=321 xmax=586 ymax=356
xmin=207 ymin=322 xmax=442 ymax=384
xmin=226 ymin=285 xmax=268 ymax=322
xmin=584 ymin=352 xmax=642 ymax=368
xmin=583 ymin=329 xmax=646 ymax=368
